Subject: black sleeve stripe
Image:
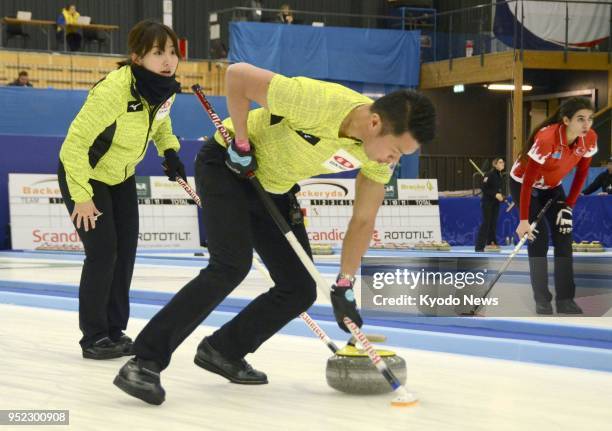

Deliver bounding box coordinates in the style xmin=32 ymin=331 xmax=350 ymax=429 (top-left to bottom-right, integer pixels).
xmin=270 ymin=114 xmax=284 ymax=125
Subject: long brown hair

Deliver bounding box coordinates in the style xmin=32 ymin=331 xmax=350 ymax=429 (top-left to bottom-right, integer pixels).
xmin=519 ymin=97 xmax=594 ymax=162
xmin=117 ymin=20 xmax=179 ymax=67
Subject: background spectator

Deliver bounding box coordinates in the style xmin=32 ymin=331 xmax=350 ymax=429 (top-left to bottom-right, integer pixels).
xmin=583 ymin=157 xmax=612 ymax=195
xmin=276 ymin=4 xmax=294 ymax=24
xmin=246 ymin=0 xmax=263 ymax=22
xmin=8 ymin=71 xmax=33 ymax=87
xmin=475 ymin=157 xmax=505 ymax=252
xmin=57 ymin=4 xmax=82 ymax=51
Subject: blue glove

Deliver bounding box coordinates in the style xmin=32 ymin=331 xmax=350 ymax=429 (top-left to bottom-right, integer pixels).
xmin=225 ymin=139 xmax=257 ymax=178
xmin=330 ymin=275 xmax=363 ymax=333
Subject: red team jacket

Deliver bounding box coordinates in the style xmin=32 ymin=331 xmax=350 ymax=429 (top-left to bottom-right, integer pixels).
xmin=510 ymin=123 xmax=598 ymax=220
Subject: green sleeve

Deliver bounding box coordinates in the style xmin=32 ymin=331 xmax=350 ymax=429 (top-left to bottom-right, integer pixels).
xmin=152 ymin=114 xmax=180 ymax=157
xmin=59 ymin=79 xmax=125 ymax=203
xmin=360 ymin=160 xmax=394 ymax=185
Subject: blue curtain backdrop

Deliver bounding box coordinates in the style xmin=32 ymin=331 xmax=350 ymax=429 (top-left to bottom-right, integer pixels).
xmin=0 ymin=87 xmax=225 ymax=140
xmin=439 ymin=195 xmax=612 ymax=247
xmin=229 ymin=22 xmax=421 ymax=87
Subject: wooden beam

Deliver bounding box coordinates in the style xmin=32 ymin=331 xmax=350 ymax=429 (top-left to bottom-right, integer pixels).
xmin=419 ymin=50 xmax=611 ymax=90
xmin=419 ymin=51 xmax=514 ymax=89
xmin=512 ymin=56 xmax=524 ymax=161
xmin=548 ymin=98 xmax=559 ymax=121
xmin=609 ymin=69 xmax=612 ymax=155
xmin=522 ymin=50 xmax=611 ymax=71
xmin=608 ymin=68 xmax=612 ymax=108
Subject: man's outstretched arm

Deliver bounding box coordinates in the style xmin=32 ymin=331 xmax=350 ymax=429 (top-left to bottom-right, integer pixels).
xmin=225 ymin=63 xmax=275 ymax=141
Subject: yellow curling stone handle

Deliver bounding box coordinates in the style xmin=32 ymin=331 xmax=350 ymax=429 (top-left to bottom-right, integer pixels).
xmin=335 ymin=345 xmax=396 ymax=357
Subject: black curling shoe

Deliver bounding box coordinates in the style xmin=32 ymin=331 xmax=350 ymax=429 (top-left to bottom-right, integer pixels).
xmin=82 ymin=337 xmax=126 ymax=360
xmin=112 ymin=334 xmax=134 ymax=356
xmin=535 ymin=302 xmax=553 ymax=315
xmin=556 ymin=299 xmax=583 ymax=314
xmin=194 ymin=338 xmax=268 ymax=385
xmin=113 ymin=358 xmax=165 ymax=405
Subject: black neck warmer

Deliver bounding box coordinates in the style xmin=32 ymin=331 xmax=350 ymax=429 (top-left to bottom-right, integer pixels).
xmin=131 ymin=64 xmax=180 ymax=106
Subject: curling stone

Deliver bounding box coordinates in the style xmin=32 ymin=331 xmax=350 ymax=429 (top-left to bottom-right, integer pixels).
xmin=588 ymin=241 xmax=605 ymax=252
xmin=421 ymin=241 xmax=437 ymax=250
xmin=484 ymin=244 xmax=501 ymax=253
xmin=311 ymin=244 xmax=334 ymax=255
xmin=326 ymin=345 xmax=406 ymax=395
xmin=437 ymin=241 xmax=452 ymax=251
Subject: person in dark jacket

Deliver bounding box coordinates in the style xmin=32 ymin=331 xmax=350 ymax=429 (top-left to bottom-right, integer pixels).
xmin=475 ymin=157 xmax=505 ymax=252
xmin=582 ymin=157 xmax=612 ymax=195
xmin=8 ymin=71 xmax=33 ymax=87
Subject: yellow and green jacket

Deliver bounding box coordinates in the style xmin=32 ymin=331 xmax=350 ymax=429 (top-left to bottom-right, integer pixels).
xmin=59 ymin=65 xmax=180 ymax=203
xmin=214 ymin=74 xmax=393 ymax=193
xmin=61 ymin=9 xmax=79 ymax=34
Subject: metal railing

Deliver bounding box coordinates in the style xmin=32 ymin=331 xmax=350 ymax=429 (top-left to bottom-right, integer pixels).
xmin=430 ymin=0 xmax=611 ymax=64
xmin=208 ymin=1 xmax=611 ymax=63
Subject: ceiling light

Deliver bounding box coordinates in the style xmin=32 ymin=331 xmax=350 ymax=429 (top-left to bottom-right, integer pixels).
xmin=487 ymin=83 xmax=533 ymax=91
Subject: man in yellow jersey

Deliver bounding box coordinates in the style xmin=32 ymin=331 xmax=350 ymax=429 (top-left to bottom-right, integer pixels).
xmin=115 ymin=63 xmax=436 ymax=405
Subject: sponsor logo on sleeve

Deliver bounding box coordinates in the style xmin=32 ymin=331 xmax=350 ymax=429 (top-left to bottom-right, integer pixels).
xmin=155 ymin=99 xmax=173 ymax=120
xmin=321 ymin=149 xmax=362 ymax=172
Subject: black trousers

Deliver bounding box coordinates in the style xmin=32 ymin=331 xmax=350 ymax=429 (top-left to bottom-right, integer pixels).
xmin=475 ymin=200 xmax=500 ymax=250
xmin=133 ymin=143 xmax=317 ymax=370
xmin=58 ymin=162 xmax=139 ymax=347
xmin=509 ymin=179 xmax=575 ymax=303
xmin=66 ymin=32 xmax=82 ymax=51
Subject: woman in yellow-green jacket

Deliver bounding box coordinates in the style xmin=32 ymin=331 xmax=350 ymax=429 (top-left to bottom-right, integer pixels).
xmin=58 ymin=20 xmax=185 ymax=360
xmin=58 ymin=4 xmax=81 ymax=51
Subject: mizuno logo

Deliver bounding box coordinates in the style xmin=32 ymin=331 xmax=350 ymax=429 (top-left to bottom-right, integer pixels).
xmin=127 ymin=102 xmax=143 ymax=112
xmin=295 ymin=130 xmax=320 ymax=146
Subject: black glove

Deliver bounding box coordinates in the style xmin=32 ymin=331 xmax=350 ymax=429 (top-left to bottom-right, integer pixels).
xmin=162 ymin=149 xmax=186 ymax=182
xmin=330 ymin=275 xmax=363 ymax=333
xmin=555 ymin=202 xmax=573 ymax=235
xmin=225 ymin=139 xmax=257 ymax=178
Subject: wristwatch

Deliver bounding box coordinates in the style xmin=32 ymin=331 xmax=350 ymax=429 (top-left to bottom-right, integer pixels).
xmin=336 ymin=273 xmax=356 ymax=284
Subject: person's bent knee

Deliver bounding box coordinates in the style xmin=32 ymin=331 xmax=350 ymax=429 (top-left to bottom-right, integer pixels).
xmin=207 ymin=255 xmax=253 ymax=286
xmin=293 ymin=279 xmax=317 ymax=312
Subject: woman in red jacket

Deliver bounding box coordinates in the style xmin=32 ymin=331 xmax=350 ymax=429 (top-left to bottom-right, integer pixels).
xmin=509 ymin=97 xmax=597 ymax=315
